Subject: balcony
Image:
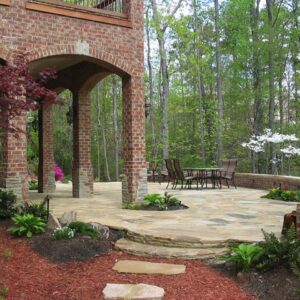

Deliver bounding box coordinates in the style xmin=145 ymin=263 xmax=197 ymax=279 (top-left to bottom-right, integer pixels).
xmin=26 ymin=0 xmax=131 ymax=27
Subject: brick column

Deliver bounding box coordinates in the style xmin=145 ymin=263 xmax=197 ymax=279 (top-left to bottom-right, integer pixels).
xmin=72 ymin=88 xmax=93 ymax=198
xmin=38 ymin=103 xmax=56 ymax=193
xmin=297 ymin=204 xmax=300 ymax=240
xmin=122 ymin=75 xmax=147 ymax=203
xmin=0 ymin=112 xmax=29 ymax=202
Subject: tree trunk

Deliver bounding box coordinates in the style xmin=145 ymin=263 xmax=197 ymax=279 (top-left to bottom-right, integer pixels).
xmin=214 ymin=0 xmax=223 ymax=165
xmin=112 ymin=75 xmax=119 ymax=181
xmin=146 ymin=7 xmax=157 ymax=160
xmin=96 ymin=84 xmax=111 ymax=181
xmin=150 ymin=0 xmax=183 ymax=161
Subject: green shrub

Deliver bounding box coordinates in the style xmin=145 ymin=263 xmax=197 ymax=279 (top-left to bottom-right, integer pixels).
xmin=28 ymin=181 xmax=38 ymax=191
xmin=143 ymin=193 xmax=181 ymax=210
xmin=257 ymin=227 xmax=300 ymax=275
xmin=68 ymin=221 xmax=99 ymax=239
xmin=53 ymin=227 xmax=75 ymax=240
xmin=262 ymin=187 xmax=299 ymax=202
xmin=8 ymin=214 xmax=46 ymax=238
xmin=0 ymin=190 xmax=17 ymax=218
xmin=21 ymin=201 xmax=48 ymax=221
xmin=223 ymin=243 xmax=263 ymax=272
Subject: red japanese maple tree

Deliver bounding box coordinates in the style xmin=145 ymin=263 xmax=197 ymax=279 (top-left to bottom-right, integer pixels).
xmin=0 ymin=53 xmax=60 ymax=133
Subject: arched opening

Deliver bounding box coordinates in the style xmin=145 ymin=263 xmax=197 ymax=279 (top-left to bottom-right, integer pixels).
xmin=28 ymin=54 xmax=146 ymax=202
xmin=91 ymin=75 xmax=123 ymax=183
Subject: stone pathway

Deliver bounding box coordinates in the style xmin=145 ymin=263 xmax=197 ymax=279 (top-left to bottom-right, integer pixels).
xmin=31 ymin=182 xmax=297 ymax=255
xmin=112 ymin=260 xmax=186 ymax=275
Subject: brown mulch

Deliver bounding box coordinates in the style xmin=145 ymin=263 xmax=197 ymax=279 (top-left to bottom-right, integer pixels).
xmin=0 ymin=223 xmax=254 ymax=300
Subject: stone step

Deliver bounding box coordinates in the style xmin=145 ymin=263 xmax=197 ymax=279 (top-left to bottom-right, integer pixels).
xmin=126 ymin=230 xmax=229 ymax=249
xmin=115 ymin=238 xmax=229 ymax=260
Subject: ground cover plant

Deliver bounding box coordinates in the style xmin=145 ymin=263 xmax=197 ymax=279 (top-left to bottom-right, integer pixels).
xmin=262 ymin=187 xmax=300 ymax=202
xmin=53 ymin=227 xmax=75 ymax=240
xmin=68 ymin=221 xmax=99 ymax=239
xmin=0 ymin=190 xmax=17 ymax=219
xmin=123 ymin=192 xmax=187 ymax=211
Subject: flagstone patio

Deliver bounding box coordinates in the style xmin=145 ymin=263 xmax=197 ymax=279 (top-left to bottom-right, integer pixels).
xmin=30 ymin=182 xmax=297 ymax=247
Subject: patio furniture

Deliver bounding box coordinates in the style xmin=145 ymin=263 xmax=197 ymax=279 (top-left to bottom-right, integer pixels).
xmin=173 ymin=159 xmax=198 ymax=189
xmin=164 ymin=159 xmax=177 ymax=189
xmin=221 ymin=159 xmax=237 ymax=188
xmin=147 ymin=162 xmax=160 ymax=182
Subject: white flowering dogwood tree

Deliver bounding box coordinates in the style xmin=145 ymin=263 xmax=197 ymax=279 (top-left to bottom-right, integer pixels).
xmin=242 ymin=129 xmax=300 ymax=175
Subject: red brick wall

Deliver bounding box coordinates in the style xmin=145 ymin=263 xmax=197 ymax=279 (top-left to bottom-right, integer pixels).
xmin=235 ymin=173 xmax=300 ymax=191
xmin=0 ymin=0 xmax=147 ymax=202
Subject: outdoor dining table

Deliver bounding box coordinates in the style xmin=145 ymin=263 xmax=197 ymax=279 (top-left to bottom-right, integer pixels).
xmin=184 ymin=167 xmax=223 ymax=189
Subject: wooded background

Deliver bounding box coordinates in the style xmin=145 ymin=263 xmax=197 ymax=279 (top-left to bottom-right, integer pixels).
xmin=27 ymin=0 xmax=300 ymax=180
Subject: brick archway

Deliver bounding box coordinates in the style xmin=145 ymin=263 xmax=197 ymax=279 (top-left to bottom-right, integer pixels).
xmin=28 ymin=44 xmax=134 ymax=77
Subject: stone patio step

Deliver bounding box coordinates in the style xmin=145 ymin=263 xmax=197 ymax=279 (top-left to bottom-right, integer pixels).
xmin=126 ymin=230 xmax=229 ymax=249
xmin=115 ymin=238 xmax=229 ymax=260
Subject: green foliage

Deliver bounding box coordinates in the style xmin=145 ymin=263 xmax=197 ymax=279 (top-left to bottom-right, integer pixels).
xmin=53 ymin=227 xmax=75 ymax=240
xmin=223 ymin=243 xmax=264 ymax=272
xmin=163 ymin=192 xmax=181 ymax=207
xmin=0 ymin=287 xmax=9 ymax=300
xmin=68 ymin=221 xmax=99 ymax=239
xmin=28 ymin=181 xmax=38 ymax=191
xmin=143 ymin=193 xmax=181 ymax=210
xmin=122 ymin=203 xmax=141 ymax=210
xmin=8 ymin=214 xmax=46 ymax=238
xmin=144 ymin=194 xmax=164 ymax=206
xmin=262 ymin=188 xmax=299 ymax=202
xmin=257 ymin=227 xmax=300 ymax=275
xmin=20 ymin=200 xmax=48 ymax=221
xmin=2 ymin=250 xmax=12 ymax=260
xmin=0 ymin=190 xmax=17 ymax=218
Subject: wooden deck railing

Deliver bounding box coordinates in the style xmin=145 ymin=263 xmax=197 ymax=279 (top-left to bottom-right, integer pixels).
xmin=60 ymin=0 xmax=124 ymax=13
xmin=26 ymin=0 xmax=131 ymax=27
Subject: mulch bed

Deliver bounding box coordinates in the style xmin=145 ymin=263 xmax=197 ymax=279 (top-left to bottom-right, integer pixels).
xmin=212 ymin=262 xmax=300 ymax=300
xmin=139 ymin=204 xmax=188 ymax=211
xmin=0 ymin=221 xmax=254 ymax=300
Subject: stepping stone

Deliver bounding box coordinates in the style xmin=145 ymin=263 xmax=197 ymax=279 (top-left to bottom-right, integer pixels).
xmin=112 ymin=260 xmax=186 ymax=275
xmin=103 ymin=283 xmax=164 ymax=300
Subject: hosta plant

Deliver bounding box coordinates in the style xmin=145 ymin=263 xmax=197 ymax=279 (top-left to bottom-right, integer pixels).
xmin=223 ymin=243 xmax=264 ymax=272
xmin=8 ymin=214 xmax=46 ymax=238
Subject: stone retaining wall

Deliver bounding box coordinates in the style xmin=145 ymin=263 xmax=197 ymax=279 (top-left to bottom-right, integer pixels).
xmin=235 ymin=173 xmax=300 ymax=191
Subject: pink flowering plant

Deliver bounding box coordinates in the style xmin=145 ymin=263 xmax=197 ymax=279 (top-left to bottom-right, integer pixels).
xmin=54 ymin=164 xmax=64 ymax=182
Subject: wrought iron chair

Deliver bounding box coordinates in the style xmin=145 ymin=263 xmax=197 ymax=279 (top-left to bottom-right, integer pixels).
xmin=221 ymin=159 xmax=237 ymax=188
xmin=173 ymin=159 xmax=198 ymax=189
xmin=164 ymin=159 xmax=177 ymax=189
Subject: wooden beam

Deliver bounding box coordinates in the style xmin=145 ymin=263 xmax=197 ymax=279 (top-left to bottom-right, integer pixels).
xmin=0 ymin=0 xmax=10 ymax=6
xmin=26 ymin=2 xmax=132 ymax=28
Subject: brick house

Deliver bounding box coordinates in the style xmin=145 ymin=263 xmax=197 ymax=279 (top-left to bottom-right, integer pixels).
xmin=0 ymin=0 xmax=148 ymax=203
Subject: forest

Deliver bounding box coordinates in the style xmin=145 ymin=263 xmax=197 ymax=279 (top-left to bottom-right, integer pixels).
xmin=25 ymin=0 xmax=300 ymax=180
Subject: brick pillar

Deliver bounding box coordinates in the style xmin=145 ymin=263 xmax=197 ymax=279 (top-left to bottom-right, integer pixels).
xmin=122 ymin=75 xmax=148 ymax=203
xmin=297 ymin=204 xmax=300 ymax=240
xmin=0 ymin=112 xmax=29 ymax=202
xmin=72 ymin=88 xmax=93 ymax=198
xmin=38 ymin=103 xmax=56 ymax=193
